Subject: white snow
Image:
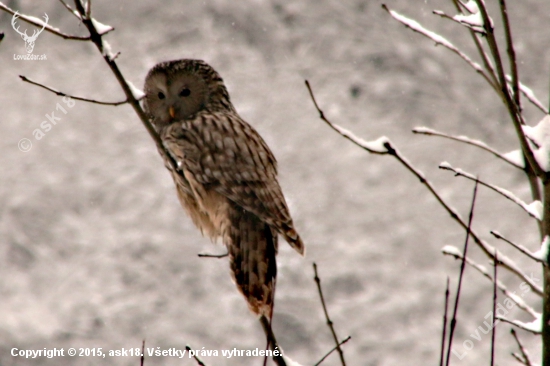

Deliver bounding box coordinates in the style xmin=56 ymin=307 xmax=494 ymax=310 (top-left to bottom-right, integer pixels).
xmin=522 ymin=115 xmax=550 ymax=171
xmin=499 ymin=313 xmax=542 ymax=334
xmin=502 ymin=149 xmax=525 ymax=168
xmin=332 ymin=124 xmax=389 ymax=153
xmin=525 ymin=201 xmax=543 ymax=221
xmin=101 ymin=40 xmax=115 ymax=60
xmin=441 ymin=245 xmax=462 ymax=257
xmin=439 ymin=161 xmax=452 ymax=170
xmin=127 ymin=81 xmax=146 ymax=100
xmin=453 ymin=0 xmax=483 ymax=29
xmin=92 ymin=18 xmax=114 ymax=35
xmin=388 ymin=10 xmax=454 ymax=50
xmin=462 ymin=0 xmax=479 ymax=14
xmin=532 ymin=236 xmax=550 ymax=262
xmin=412 ymin=126 xmax=436 ymax=134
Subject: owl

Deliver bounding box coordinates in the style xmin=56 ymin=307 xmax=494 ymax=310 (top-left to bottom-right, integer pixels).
xmin=143 ymin=59 xmax=305 ymax=317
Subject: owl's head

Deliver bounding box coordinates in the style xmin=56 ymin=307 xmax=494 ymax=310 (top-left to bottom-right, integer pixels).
xmin=143 ymin=59 xmax=234 ymax=128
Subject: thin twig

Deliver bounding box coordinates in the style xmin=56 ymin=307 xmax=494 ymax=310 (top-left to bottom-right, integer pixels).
xmin=432 ymin=10 xmax=485 ymax=35
xmin=497 ymin=316 xmax=541 ymax=335
xmin=314 ymin=336 xmax=351 ymax=366
xmin=140 ymin=340 xmax=145 ymax=366
xmin=439 ymin=162 xmax=541 ymax=220
xmin=511 ymin=329 xmax=533 ymax=366
xmin=511 ymin=352 xmax=528 ymax=365
xmin=306 ymin=80 xmax=543 ymax=296
xmin=445 ymin=180 xmax=479 ymax=366
xmin=412 ymin=127 xmax=523 ymax=169
xmin=259 ymin=315 xmax=286 ymax=366
xmin=506 ymin=76 xmax=548 ymax=114
xmin=382 ymin=4 xmax=498 ymax=94
xmin=0 ymin=3 xmax=89 ymax=40
xmin=185 ymin=345 xmax=206 ymax=366
xmin=70 ymin=0 xmax=180 ymax=176
xmin=490 ymin=252 xmax=497 ymax=366
xmin=439 ymin=277 xmax=450 ymax=366
xmin=499 ymin=0 xmax=520 ymax=110
xmin=442 ymin=246 xmax=539 ymax=318
xmin=57 ymin=0 xmax=81 ymax=19
xmin=473 ymin=0 xmax=545 ymax=179
xmin=491 ymin=231 xmax=547 ymax=266
xmin=449 ymin=0 xmax=500 ymax=91
xmin=19 ymin=75 xmax=128 ymax=106
xmin=313 ymin=263 xmax=346 ymax=366
xmin=197 ymin=252 xmax=229 ymax=258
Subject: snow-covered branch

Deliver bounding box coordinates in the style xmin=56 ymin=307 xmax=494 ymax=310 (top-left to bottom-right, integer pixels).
xmin=439 ymin=162 xmax=542 ymax=220
xmin=412 ymin=126 xmax=524 ymax=169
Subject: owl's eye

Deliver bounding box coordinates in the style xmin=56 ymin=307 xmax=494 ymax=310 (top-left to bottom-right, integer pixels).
xmin=179 ymin=88 xmax=191 ymax=97
xmin=157 ymin=92 xmax=165 ymax=100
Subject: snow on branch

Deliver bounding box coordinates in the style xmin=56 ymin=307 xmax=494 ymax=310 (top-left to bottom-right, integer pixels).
xmin=439 ymin=162 xmax=542 ymax=220
xmin=305 ymin=81 xmax=390 ymax=155
xmin=412 ymin=126 xmax=524 ymax=169
xmin=491 ymin=231 xmax=549 ymax=266
xmin=442 ymin=245 xmax=539 ymax=318
xmin=381 ymin=4 xmax=495 ymax=88
xmin=0 ymin=2 xmax=89 ymax=40
xmin=506 ymin=75 xmax=548 ymax=114
xmin=522 ymin=115 xmax=550 ymax=172
xmin=306 ymin=80 xmax=542 ymax=296
xmin=497 ymin=314 xmax=542 ymax=335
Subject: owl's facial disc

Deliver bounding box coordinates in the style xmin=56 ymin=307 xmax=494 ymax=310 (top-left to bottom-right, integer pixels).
xmin=144 ymin=71 xmax=209 ymax=127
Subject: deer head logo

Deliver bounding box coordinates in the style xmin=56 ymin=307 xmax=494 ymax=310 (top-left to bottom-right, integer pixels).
xmin=12 ymin=12 xmax=48 ymax=54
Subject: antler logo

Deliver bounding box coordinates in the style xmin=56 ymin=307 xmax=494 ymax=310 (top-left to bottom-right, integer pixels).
xmin=12 ymin=11 xmax=48 ymax=54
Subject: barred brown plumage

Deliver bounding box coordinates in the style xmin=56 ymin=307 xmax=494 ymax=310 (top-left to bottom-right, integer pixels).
xmin=143 ymin=59 xmax=304 ymax=317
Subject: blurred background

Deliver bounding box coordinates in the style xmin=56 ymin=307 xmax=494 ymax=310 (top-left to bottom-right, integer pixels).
xmin=1 ymin=0 xmax=549 ymax=364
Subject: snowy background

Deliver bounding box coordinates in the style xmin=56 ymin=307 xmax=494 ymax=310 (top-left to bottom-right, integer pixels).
xmin=1 ymin=0 xmax=549 ymax=365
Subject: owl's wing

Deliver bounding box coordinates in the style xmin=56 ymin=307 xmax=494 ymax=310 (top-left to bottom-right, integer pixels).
xmin=161 ymin=111 xmax=303 ymax=254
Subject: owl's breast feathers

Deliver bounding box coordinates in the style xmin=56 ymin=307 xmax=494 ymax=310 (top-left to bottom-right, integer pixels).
xmin=160 ymin=111 xmax=304 ymax=256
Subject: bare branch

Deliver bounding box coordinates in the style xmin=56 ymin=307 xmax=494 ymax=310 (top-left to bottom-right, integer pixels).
xmin=259 ymin=315 xmax=286 ymax=366
xmin=197 ymin=251 xmax=229 ymax=258
xmin=511 ymin=329 xmax=533 ymax=366
xmin=0 ymin=3 xmax=89 ymax=40
xmin=445 ymin=180 xmax=478 ymax=366
xmin=442 ymin=246 xmax=539 ymax=318
xmin=490 ymin=253 xmax=497 ymax=366
xmin=19 ymin=75 xmax=127 ymax=106
xmin=185 ymin=345 xmax=207 ymax=366
xmin=313 ymin=263 xmax=346 ymax=366
xmin=499 ymin=0 xmax=520 ymax=110
xmin=314 ymin=336 xmax=351 ymax=366
xmin=412 ymin=126 xmax=524 ymax=169
xmin=439 ymin=277 xmax=450 ymax=366
xmin=439 ymin=162 xmax=541 ymax=220
xmin=70 ymin=0 xmax=181 ymax=177
xmin=140 ymin=340 xmax=145 ymax=366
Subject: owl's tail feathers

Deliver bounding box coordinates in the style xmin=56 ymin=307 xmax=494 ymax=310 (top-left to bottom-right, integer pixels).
xmin=282 ymin=224 xmax=306 ymax=256
xmin=228 ymin=204 xmax=278 ymax=318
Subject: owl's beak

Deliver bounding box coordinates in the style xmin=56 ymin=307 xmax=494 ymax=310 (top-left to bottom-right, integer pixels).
xmin=168 ymin=106 xmax=175 ymax=119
